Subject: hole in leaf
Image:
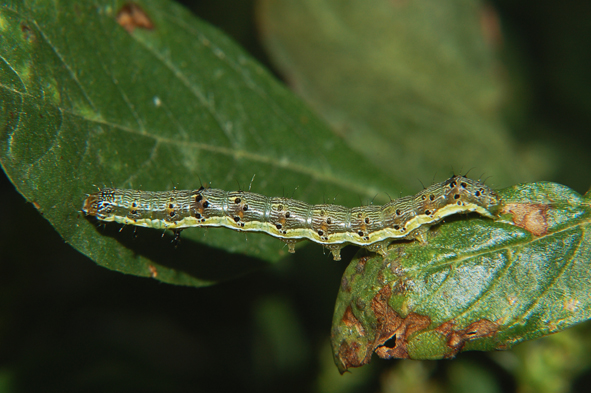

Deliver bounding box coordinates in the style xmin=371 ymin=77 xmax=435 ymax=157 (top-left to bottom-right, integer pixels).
xmin=382 ymin=335 xmax=397 ymax=349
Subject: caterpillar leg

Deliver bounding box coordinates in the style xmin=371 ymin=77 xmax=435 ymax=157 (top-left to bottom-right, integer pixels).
xmin=172 ymin=229 xmax=183 ymax=247
xmin=364 ymin=239 xmax=392 ymax=257
xmin=325 ymin=244 xmax=345 ymax=261
xmin=282 ymin=238 xmax=301 ymax=254
xmin=410 ymin=225 xmax=430 ymax=244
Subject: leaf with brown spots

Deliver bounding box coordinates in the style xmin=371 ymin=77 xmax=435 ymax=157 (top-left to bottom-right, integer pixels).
xmin=502 ymin=203 xmax=549 ymax=236
xmin=332 ymin=181 xmax=591 ymax=372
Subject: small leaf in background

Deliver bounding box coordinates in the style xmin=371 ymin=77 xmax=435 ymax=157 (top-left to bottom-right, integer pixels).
xmin=332 ymin=181 xmax=591 ymax=373
xmin=256 ymin=0 xmax=554 ymax=188
xmin=507 ymin=323 xmax=591 ymax=393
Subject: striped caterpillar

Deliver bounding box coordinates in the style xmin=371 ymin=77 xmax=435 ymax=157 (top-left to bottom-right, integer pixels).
xmin=82 ymin=175 xmax=501 ymax=261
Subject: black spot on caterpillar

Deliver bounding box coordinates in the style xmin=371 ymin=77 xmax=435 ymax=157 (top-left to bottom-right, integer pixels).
xmin=82 ymin=175 xmax=500 ymax=261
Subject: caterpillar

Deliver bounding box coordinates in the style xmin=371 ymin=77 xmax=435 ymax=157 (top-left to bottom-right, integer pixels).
xmin=82 ymin=175 xmax=501 ymax=261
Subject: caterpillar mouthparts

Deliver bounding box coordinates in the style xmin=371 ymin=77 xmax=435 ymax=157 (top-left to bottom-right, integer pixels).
xmin=82 ymin=175 xmax=500 ymax=261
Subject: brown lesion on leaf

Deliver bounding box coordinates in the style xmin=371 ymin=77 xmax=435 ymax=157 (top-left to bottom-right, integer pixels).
xmin=148 ymin=264 xmax=158 ymax=278
xmin=435 ymin=319 xmax=499 ymax=357
xmin=117 ymin=3 xmax=154 ymax=33
xmin=336 ymin=340 xmax=363 ymax=373
xmin=371 ymin=286 xmax=431 ymax=360
xmin=342 ymin=306 xmax=365 ymax=337
xmin=376 ymin=270 xmax=387 ymax=286
xmin=20 ymin=23 xmax=35 ymax=42
xmin=334 ymin=307 xmax=367 ymax=373
xmin=355 ymin=256 xmax=369 ymax=273
xmin=341 ymin=275 xmax=351 ymax=293
xmin=334 ymin=285 xmax=431 ymax=374
xmin=502 ymin=203 xmax=549 ymax=236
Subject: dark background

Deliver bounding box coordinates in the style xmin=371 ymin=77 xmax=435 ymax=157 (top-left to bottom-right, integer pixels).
xmin=1 ymin=1 xmax=590 ymax=392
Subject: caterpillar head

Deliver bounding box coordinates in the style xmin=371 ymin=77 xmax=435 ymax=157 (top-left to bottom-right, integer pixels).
xmin=82 ymin=189 xmax=116 ymax=220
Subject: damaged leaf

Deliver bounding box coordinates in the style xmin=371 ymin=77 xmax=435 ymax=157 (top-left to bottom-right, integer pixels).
xmin=332 ymin=181 xmax=591 ymax=373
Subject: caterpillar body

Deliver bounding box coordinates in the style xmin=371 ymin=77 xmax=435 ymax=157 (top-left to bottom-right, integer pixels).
xmin=82 ymin=175 xmax=501 ymax=261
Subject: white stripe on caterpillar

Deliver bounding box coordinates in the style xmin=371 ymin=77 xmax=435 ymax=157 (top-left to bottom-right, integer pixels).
xmin=82 ymin=175 xmax=500 ymax=261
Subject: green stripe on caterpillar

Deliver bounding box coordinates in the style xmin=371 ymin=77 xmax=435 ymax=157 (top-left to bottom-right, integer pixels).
xmin=82 ymin=175 xmax=501 ymax=261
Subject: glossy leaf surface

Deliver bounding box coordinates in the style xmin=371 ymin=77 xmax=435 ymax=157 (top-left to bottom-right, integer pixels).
xmin=0 ymin=0 xmax=401 ymax=286
xmin=332 ymin=182 xmax=591 ymax=373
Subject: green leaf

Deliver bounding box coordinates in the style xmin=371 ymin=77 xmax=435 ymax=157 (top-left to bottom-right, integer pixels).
xmin=0 ymin=0 xmax=403 ymax=287
xmin=256 ymin=0 xmax=554 ymax=187
xmin=331 ymin=181 xmax=591 ymax=373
